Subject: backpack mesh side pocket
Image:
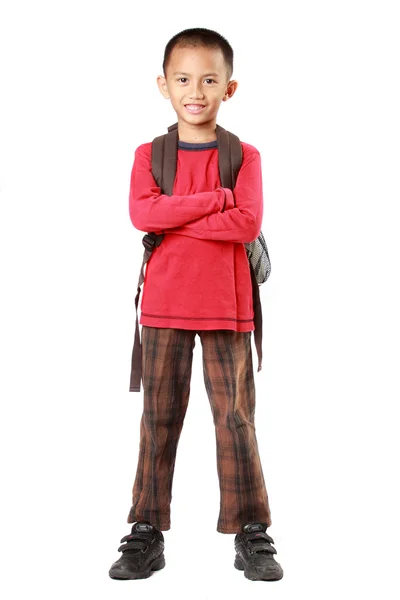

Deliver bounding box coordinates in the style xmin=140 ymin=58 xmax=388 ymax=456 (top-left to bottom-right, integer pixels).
xmin=244 ymin=231 xmax=271 ymax=284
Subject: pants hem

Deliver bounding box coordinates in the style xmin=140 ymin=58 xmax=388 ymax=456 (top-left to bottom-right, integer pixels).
xmin=217 ymin=518 xmax=272 ymax=534
xmin=127 ymin=508 xmax=171 ymax=531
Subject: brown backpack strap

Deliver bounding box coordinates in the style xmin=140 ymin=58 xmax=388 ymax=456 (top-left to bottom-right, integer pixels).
xmin=215 ymin=124 xmax=242 ymax=189
xmin=151 ymin=126 xmax=178 ymax=195
xmin=216 ymin=125 xmax=263 ymax=371
xmin=129 ymin=126 xmax=178 ymax=392
xmin=129 ymin=233 xmax=164 ymax=392
xmin=151 ymin=134 xmax=164 ymax=190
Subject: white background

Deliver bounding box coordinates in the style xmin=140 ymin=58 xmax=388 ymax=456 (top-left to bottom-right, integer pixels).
xmin=1 ymin=1 xmax=399 ymax=598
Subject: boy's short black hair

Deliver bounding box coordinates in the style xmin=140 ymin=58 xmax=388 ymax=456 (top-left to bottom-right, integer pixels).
xmin=162 ymin=28 xmax=234 ymax=82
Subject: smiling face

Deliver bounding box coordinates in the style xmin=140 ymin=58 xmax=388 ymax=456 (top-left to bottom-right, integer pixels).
xmin=157 ymin=44 xmax=238 ymax=141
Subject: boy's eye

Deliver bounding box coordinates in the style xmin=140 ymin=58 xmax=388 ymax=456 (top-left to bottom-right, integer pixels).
xmin=177 ymin=78 xmax=216 ymax=84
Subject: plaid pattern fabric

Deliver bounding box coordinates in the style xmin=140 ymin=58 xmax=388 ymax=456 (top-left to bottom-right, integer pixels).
xmin=127 ymin=326 xmax=272 ymax=533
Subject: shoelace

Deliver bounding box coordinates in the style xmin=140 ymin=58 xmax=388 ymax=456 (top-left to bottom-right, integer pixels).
xmin=118 ymin=531 xmax=156 ymax=554
xmin=243 ymin=531 xmax=277 ymax=555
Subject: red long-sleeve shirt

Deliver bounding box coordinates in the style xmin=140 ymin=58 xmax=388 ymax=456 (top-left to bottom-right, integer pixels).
xmin=129 ymin=137 xmax=264 ymax=331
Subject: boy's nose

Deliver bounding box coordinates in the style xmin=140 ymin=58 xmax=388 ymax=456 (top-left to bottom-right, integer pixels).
xmin=188 ymin=86 xmax=205 ymax=99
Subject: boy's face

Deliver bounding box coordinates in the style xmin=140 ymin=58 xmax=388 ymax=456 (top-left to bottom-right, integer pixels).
xmin=157 ymin=45 xmax=238 ymax=131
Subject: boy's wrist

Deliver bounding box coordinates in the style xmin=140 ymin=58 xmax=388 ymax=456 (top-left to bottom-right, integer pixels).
xmin=219 ymin=187 xmax=235 ymax=211
xmin=219 ymin=187 xmax=227 ymax=212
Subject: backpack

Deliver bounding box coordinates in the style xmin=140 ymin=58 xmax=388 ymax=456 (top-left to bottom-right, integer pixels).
xmin=129 ymin=122 xmax=271 ymax=392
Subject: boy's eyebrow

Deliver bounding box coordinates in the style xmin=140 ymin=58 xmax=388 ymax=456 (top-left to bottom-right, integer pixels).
xmin=173 ymin=71 xmax=220 ymax=77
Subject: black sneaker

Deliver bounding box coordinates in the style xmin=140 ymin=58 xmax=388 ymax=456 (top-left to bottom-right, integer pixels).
xmin=109 ymin=521 xmax=165 ymax=580
xmin=234 ymin=522 xmax=284 ymax=581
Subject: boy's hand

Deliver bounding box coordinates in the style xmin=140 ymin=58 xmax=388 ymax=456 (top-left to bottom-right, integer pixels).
xmin=220 ymin=187 xmax=235 ymax=211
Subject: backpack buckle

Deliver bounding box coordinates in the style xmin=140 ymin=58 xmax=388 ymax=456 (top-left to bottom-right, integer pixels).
xmin=142 ymin=233 xmax=157 ymax=252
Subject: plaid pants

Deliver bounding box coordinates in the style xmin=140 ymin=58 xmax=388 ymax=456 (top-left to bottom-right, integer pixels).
xmin=127 ymin=326 xmax=272 ymax=534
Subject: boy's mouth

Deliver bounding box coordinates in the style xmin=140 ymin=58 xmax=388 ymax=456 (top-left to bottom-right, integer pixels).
xmin=185 ymin=104 xmax=206 ymax=114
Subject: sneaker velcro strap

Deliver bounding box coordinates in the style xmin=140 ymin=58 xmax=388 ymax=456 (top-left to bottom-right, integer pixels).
xmin=251 ymin=542 xmax=277 ymax=554
xmin=120 ymin=532 xmax=153 ymax=544
xmin=118 ymin=540 xmax=148 ymax=553
xmin=245 ymin=531 xmax=277 ymax=554
xmin=245 ymin=532 xmax=275 ymax=544
xmin=118 ymin=531 xmax=155 ymax=553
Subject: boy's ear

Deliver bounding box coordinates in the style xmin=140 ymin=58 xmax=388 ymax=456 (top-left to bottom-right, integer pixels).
xmin=157 ymin=75 xmax=170 ymax=99
xmin=223 ymin=79 xmax=239 ymax=101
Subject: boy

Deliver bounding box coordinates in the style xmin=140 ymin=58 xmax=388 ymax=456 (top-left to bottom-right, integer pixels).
xmin=109 ymin=28 xmax=283 ymax=582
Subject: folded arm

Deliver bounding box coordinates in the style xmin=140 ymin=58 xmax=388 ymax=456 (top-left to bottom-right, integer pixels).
xmin=161 ymin=147 xmax=264 ymax=243
xmin=129 ymin=143 xmax=227 ymax=232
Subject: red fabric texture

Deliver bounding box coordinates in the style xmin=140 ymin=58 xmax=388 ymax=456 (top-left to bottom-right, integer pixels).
xmin=128 ymin=140 xmax=264 ymax=331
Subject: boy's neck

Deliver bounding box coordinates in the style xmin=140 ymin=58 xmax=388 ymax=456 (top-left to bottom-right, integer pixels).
xmin=177 ymin=119 xmax=217 ymax=143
